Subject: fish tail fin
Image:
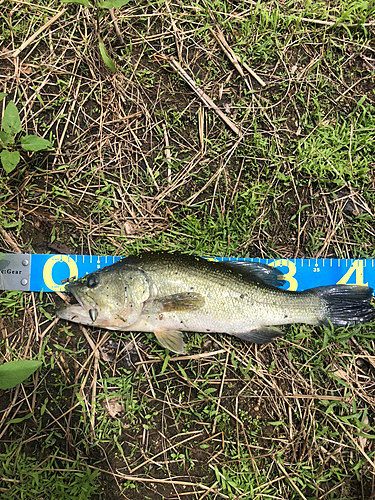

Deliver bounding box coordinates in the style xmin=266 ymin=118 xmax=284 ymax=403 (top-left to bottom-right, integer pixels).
xmin=311 ymin=285 xmax=375 ymax=327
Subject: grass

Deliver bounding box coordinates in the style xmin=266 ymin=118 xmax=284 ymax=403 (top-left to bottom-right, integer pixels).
xmin=0 ymin=0 xmax=375 ymax=498
xmin=0 ymin=440 xmax=101 ymax=500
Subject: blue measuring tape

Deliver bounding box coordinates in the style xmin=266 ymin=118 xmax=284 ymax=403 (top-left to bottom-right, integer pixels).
xmin=0 ymin=253 xmax=373 ymax=293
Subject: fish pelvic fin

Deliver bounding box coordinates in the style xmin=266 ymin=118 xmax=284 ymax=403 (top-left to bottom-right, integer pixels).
xmin=234 ymin=326 xmax=284 ymax=344
xmin=154 ymin=328 xmax=186 ymax=354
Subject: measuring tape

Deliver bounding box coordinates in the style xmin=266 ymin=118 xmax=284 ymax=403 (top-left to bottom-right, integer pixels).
xmin=0 ymin=253 xmax=373 ymax=293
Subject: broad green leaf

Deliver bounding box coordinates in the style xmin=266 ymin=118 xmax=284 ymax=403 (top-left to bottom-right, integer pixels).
xmin=99 ymin=0 xmax=130 ymax=8
xmin=61 ymin=0 xmax=91 ymax=6
xmin=99 ymin=40 xmax=116 ymax=73
xmin=0 ymin=360 xmax=42 ymax=389
xmin=2 ymin=101 xmax=22 ymax=135
xmin=0 ymin=131 xmax=13 ymax=147
xmin=1 ymin=150 xmax=20 ymax=173
xmin=0 ymin=93 xmax=7 ymax=102
xmin=21 ymin=135 xmax=53 ymax=152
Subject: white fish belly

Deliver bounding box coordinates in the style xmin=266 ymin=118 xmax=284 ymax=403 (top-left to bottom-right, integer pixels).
xmin=120 ymin=297 xmax=322 ymax=335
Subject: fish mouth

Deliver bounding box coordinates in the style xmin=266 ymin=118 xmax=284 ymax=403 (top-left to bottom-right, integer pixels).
xmin=56 ymin=286 xmax=98 ymax=324
xmin=56 ymin=303 xmax=91 ymax=322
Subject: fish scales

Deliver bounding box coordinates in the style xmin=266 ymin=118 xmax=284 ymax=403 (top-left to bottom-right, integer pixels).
xmin=56 ymin=252 xmax=375 ymax=353
xmin=126 ymin=253 xmax=323 ymax=329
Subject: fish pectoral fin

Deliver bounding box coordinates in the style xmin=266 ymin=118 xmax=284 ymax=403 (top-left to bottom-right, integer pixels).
xmin=234 ymin=326 xmax=284 ymax=344
xmin=153 ymin=292 xmax=205 ymax=313
xmin=154 ymin=329 xmax=186 ymax=354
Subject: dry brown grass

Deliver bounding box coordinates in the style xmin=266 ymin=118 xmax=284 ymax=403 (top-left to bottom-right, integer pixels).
xmin=0 ymin=0 xmax=375 ymax=498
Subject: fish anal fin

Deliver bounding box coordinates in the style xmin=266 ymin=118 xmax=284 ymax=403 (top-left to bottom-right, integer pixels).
xmin=154 ymin=329 xmax=186 ymax=354
xmin=234 ymin=326 xmax=284 ymax=344
xmin=156 ymin=292 xmax=205 ymax=313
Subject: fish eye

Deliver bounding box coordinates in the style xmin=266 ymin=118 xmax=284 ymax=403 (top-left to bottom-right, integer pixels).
xmin=87 ymin=274 xmax=99 ymax=288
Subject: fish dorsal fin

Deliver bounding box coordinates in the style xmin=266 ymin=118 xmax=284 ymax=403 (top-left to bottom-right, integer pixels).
xmin=220 ymin=261 xmax=285 ymax=288
xmin=234 ymin=326 xmax=284 ymax=344
xmin=154 ymin=329 xmax=186 ymax=353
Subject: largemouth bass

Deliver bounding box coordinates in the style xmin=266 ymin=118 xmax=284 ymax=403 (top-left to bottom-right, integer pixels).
xmin=56 ymin=252 xmax=375 ymax=353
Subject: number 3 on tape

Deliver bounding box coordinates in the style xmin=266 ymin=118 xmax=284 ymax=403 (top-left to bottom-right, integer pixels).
xmin=269 ymin=259 xmax=298 ymax=291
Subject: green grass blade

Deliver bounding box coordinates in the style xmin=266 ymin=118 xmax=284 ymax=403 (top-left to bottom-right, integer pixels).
xmin=98 ymin=40 xmax=116 ymax=73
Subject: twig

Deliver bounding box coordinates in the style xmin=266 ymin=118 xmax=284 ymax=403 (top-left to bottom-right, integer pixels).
xmin=187 ymin=137 xmax=242 ymax=205
xmin=129 ymin=432 xmax=203 ymax=474
xmin=129 ymin=127 xmax=159 ymax=190
xmin=162 ymin=123 xmax=172 ymax=183
xmin=301 ymin=17 xmax=375 ymax=27
xmin=210 ymin=28 xmax=245 ymax=77
xmin=53 ymin=455 xmax=229 ymax=497
xmin=198 ymin=106 xmax=205 ymax=152
xmin=109 ymin=8 xmax=125 ymax=45
xmin=167 ymin=56 xmax=242 ymax=137
xmin=212 ymin=350 xmax=229 ymax=434
xmin=198 ymin=481 xmax=220 ymax=500
xmin=239 ymin=55 xmax=267 ymax=87
xmin=55 ymin=75 xmax=81 ymax=154
xmin=210 ymin=27 xmax=266 ymax=87
xmin=80 ymin=326 xmax=102 ymax=432
xmin=300 ymin=17 xmax=338 ymax=26
xmin=10 ymin=9 xmax=67 ymax=58
xmin=55 ymin=291 xmax=70 ymax=303
xmin=164 ymin=0 xmax=182 ymax=61
xmin=333 ymin=417 xmax=375 ymax=473
xmin=135 ymin=349 xmax=227 ymax=364
xmin=0 ymin=386 xmax=21 ymax=439
xmin=0 ymin=227 xmax=22 ymax=253
xmin=276 ymin=461 xmax=309 ymax=500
